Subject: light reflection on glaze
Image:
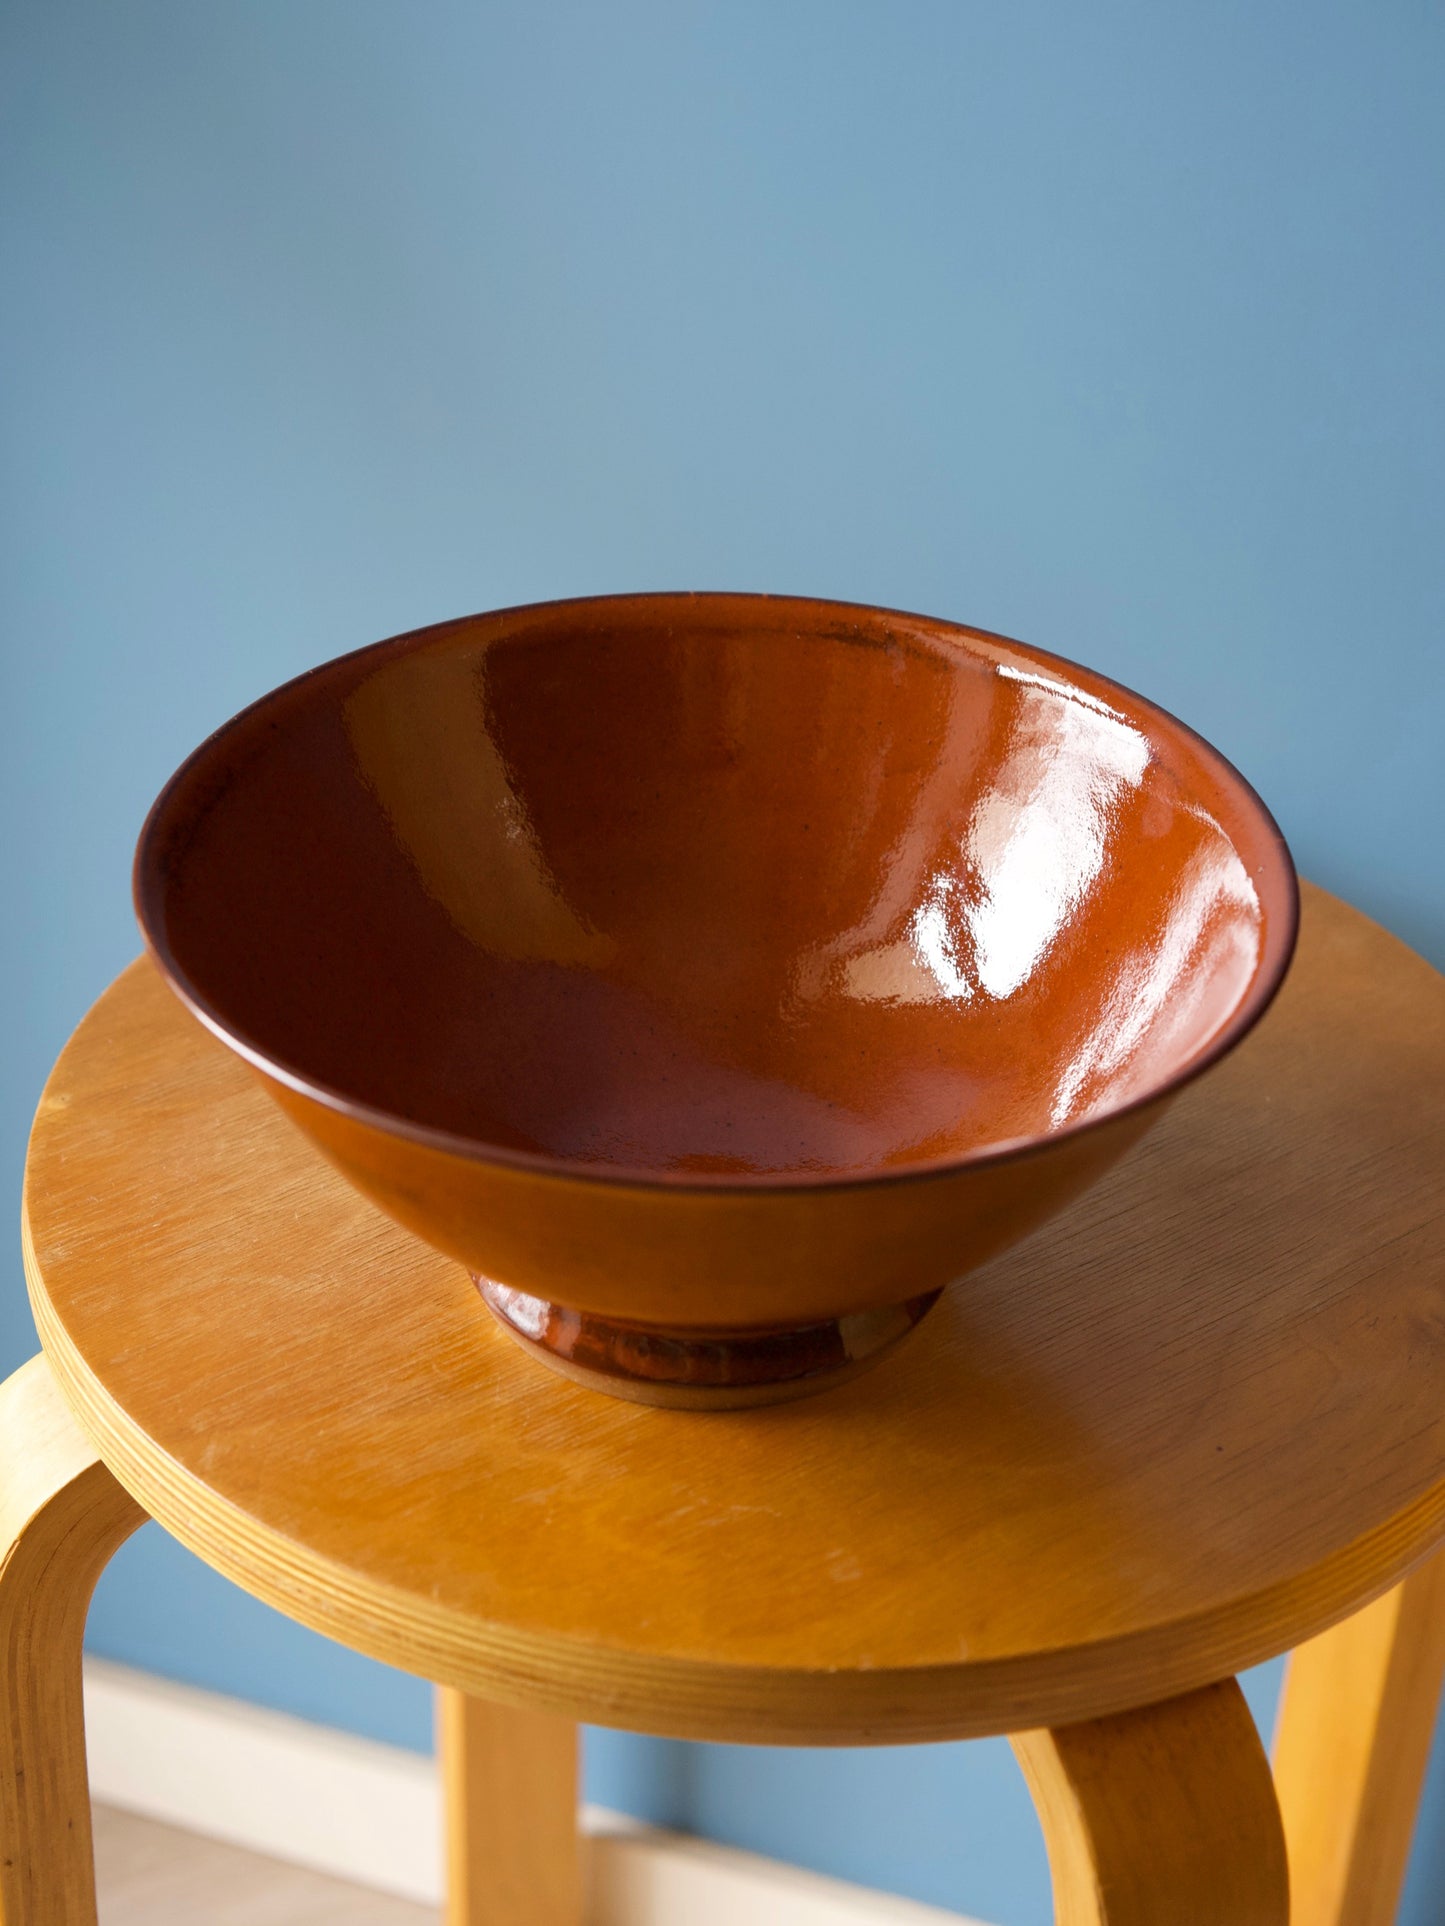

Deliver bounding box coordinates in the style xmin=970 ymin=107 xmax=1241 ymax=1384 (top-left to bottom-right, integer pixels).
xmin=1049 ymin=842 xmax=1261 ymax=1127
xmin=909 ymin=876 xmax=975 ymax=1002
xmin=837 ymin=681 xmax=1153 ymax=1010
xmin=832 ymin=655 xmax=1259 ymax=1165
xmin=962 ymin=687 xmax=1149 ymax=999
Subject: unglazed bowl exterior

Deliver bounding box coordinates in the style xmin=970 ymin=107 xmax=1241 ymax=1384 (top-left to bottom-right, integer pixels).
xmin=134 ymin=594 xmax=1297 ymax=1400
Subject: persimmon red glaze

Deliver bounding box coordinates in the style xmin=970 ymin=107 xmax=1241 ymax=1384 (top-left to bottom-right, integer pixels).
xmin=135 ymin=593 xmax=1296 ymax=1346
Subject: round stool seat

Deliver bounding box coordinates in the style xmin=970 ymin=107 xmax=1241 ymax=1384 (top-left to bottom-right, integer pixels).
xmin=23 ymin=884 xmax=1445 ymax=1744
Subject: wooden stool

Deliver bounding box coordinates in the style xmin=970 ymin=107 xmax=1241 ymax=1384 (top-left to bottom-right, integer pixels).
xmin=7 ymin=882 xmax=1445 ymax=1925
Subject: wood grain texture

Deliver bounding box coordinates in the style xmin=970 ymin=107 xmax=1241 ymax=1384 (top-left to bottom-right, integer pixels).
xmin=1012 ymin=1679 xmax=1288 ymax=1924
xmin=0 ymin=1356 xmax=144 ymax=1925
xmin=437 ymin=1691 xmax=580 ymax=1926
xmin=1273 ymin=1547 xmax=1445 ymax=1926
xmin=22 ymin=883 xmax=1445 ymax=1742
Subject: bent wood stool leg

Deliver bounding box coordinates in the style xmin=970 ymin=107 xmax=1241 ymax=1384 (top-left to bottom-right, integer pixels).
xmin=1012 ymin=1678 xmax=1288 ymax=1925
xmin=0 ymin=1354 xmax=145 ymax=1926
xmin=1273 ymin=1549 xmax=1445 ymax=1926
xmin=437 ymin=1687 xmax=582 ymax=1926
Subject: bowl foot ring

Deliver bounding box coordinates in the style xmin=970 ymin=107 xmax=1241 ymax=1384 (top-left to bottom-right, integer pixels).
xmin=473 ymin=1278 xmax=942 ymax=1409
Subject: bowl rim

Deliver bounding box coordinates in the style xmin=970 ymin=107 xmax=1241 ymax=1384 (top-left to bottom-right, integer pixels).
xmin=133 ymin=589 xmax=1301 ymax=1195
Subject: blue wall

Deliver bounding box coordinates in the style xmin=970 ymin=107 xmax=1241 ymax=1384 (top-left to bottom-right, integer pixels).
xmin=3 ymin=5 xmax=1442 ymax=1921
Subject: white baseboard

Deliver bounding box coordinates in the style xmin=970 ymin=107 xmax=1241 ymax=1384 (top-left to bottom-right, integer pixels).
xmin=82 ymin=1658 xmax=982 ymax=1924
xmin=591 ymin=1827 xmax=983 ymax=1926
xmin=83 ymin=1659 xmax=439 ymax=1904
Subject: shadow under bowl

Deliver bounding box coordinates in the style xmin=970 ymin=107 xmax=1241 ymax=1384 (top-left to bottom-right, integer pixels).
xmin=135 ymin=593 xmax=1298 ymax=1406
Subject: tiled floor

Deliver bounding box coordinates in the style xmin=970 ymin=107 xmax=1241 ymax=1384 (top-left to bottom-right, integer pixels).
xmin=93 ymin=1805 xmax=436 ymax=1925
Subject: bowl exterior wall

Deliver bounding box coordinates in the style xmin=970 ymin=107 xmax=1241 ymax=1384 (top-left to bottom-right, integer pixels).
xmin=263 ymin=1074 xmax=1164 ymax=1328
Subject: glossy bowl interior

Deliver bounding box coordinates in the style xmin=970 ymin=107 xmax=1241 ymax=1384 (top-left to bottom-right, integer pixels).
xmin=135 ymin=593 xmax=1297 ymax=1403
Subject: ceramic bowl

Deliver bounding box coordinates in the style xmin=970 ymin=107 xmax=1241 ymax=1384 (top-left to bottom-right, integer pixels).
xmin=135 ymin=593 xmax=1297 ymax=1406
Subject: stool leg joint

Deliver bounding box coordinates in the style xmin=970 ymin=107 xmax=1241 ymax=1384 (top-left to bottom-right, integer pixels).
xmin=1012 ymin=1678 xmax=1288 ymax=1925
xmin=0 ymin=1354 xmax=146 ymax=1926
